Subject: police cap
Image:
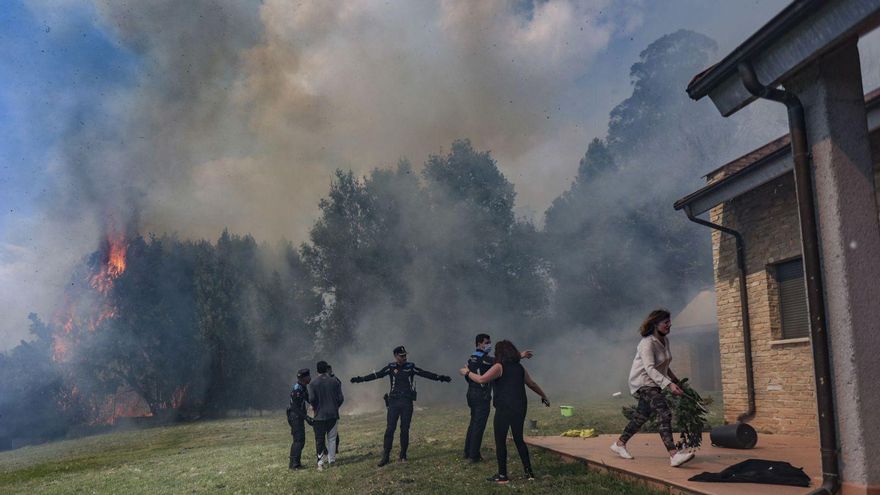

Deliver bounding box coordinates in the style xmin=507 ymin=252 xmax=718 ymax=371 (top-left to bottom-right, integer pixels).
xmin=393 ymin=345 xmax=407 ymax=356
xmin=296 ymin=368 xmax=310 ymax=378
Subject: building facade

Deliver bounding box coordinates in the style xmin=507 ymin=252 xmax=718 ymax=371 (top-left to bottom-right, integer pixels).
xmin=700 ymin=118 xmax=880 ymax=436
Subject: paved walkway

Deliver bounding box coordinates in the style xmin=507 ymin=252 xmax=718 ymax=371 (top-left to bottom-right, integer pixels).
xmin=526 ymin=433 xmax=820 ymax=495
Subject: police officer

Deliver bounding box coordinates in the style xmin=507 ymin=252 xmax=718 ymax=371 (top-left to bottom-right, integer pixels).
xmin=463 ymin=334 xmax=534 ymax=463
xmin=287 ymin=368 xmax=314 ymax=470
xmin=350 ymin=346 xmax=452 ymax=466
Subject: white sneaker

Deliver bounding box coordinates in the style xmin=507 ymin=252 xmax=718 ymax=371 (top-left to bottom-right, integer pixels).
xmin=610 ymin=442 xmax=634 ymax=460
xmin=670 ymin=451 xmax=695 ymax=467
xmin=317 ymin=454 xmax=325 ymax=471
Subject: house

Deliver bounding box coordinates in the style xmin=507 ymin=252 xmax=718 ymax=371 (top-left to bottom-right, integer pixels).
xmin=676 ymin=1 xmax=880 ymax=493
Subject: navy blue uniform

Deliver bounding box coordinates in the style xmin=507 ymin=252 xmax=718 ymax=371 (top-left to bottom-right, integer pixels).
xmin=463 ymin=349 xmax=493 ymax=460
xmin=354 ymin=362 xmax=448 ymax=462
xmin=287 ymin=382 xmax=310 ymax=468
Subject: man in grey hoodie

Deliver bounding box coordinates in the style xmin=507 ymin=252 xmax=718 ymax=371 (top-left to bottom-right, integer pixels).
xmin=308 ymin=360 xmax=344 ymax=470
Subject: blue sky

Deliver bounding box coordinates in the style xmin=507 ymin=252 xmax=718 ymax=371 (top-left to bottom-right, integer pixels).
xmin=1 ymin=1 xmax=136 ymax=237
xmin=0 ymin=0 xmax=815 ymax=347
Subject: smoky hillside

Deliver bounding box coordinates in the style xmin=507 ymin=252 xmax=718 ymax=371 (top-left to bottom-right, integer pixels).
xmin=0 ymin=29 xmax=785 ymax=450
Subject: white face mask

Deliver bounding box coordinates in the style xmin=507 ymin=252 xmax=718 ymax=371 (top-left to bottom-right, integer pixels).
xmin=480 ymin=342 xmax=492 ymax=352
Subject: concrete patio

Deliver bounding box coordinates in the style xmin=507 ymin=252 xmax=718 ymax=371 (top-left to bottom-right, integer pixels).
xmin=526 ymin=433 xmax=820 ymax=495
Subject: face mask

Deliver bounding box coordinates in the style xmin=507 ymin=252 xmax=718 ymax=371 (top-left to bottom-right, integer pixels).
xmin=480 ymin=342 xmax=492 ymax=352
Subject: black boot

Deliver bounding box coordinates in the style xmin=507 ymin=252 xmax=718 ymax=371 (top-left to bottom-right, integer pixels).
xmin=377 ymin=453 xmax=391 ymax=467
xmin=486 ymin=474 xmax=509 ymax=484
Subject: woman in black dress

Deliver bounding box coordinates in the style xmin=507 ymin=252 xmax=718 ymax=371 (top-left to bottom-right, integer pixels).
xmin=459 ymin=340 xmax=549 ymax=484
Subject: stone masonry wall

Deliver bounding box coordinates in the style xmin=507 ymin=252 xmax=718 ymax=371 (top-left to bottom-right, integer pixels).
xmin=708 ymin=130 xmax=880 ymax=437
xmin=710 ymin=175 xmax=818 ymax=436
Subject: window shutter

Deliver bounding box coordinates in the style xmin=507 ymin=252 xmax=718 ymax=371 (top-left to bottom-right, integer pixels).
xmin=777 ymin=259 xmax=810 ymax=339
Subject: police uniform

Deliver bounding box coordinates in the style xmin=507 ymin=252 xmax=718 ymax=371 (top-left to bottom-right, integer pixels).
xmin=463 ymin=347 xmax=493 ymax=460
xmin=351 ymin=346 xmax=451 ymax=465
xmin=287 ymin=369 xmax=311 ymax=469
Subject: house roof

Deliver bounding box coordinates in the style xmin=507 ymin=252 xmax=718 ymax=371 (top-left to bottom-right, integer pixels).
xmin=686 ymin=0 xmax=824 ymax=101
xmin=672 ymin=289 xmax=717 ymax=333
xmin=686 ymin=0 xmax=880 ymax=116
xmin=674 ymin=88 xmax=880 ymax=216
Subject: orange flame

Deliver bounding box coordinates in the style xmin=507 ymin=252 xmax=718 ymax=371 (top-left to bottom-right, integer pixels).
xmin=90 ymin=234 xmax=128 ymax=295
xmin=52 ymin=234 xmax=128 ymax=362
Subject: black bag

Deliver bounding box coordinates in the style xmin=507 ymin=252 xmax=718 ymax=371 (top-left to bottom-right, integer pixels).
xmin=689 ymin=459 xmax=811 ymax=487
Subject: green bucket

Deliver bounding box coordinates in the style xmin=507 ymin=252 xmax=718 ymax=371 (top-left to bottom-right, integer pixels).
xmin=559 ymin=405 xmax=574 ymax=417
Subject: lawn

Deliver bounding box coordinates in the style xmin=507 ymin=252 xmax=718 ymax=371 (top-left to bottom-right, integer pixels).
xmin=0 ymin=397 xmax=721 ymax=494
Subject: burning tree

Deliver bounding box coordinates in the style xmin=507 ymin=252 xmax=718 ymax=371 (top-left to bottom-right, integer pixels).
xmin=71 ymin=235 xmax=202 ymax=418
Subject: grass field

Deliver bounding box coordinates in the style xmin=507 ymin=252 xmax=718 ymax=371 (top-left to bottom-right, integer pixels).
xmin=0 ymin=397 xmax=722 ymax=494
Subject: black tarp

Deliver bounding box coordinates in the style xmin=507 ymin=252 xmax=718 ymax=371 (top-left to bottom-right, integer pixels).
xmin=689 ymin=459 xmax=811 ymax=487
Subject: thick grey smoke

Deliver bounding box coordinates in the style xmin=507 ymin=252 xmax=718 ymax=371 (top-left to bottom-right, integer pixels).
xmin=2 ymin=0 xmax=634 ymax=348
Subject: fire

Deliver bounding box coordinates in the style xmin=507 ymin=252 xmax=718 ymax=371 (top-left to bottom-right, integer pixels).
xmin=170 ymin=385 xmax=189 ymax=409
xmin=52 ymin=233 xmax=128 ymax=362
xmin=51 ymin=230 xmax=187 ymax=424
xmin=90 ymin=234 xmax=128 ymax=295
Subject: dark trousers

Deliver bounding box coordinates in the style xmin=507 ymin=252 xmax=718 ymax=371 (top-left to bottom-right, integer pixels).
xmin=383 ymin=397 xmax=414 ymax=459
xmin=463 ymin=390 xmax=491 ymax=459
xmin=619 ymin=386 xmax=675 ymax=451
xmin=289 ymin=419 xmax=306 ymax=467
xmin=493 ymin=406 xmax=531 ymax=477
xmin=313 ymin=419 xmax=337 ymax=461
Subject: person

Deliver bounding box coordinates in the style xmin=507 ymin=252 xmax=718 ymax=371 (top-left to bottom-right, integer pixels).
xmin=459 ymin=340 xmax=549 ymax=484
xmin=322 ymin=364 xmax=341 ymax=459
xmin=350 ymin=346 xmax=452 ymax=466
xmin=287 ymin=368 xmax=313 ymax=470
xmin=610 ymin=309 xmax=695 ymax=468
xmin=309 ymin=361 xmax=344 ymax=471
xmin=463 ymin=333 xmax=533 ymax=463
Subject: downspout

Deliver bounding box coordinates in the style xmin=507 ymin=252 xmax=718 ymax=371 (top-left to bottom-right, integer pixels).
xmin=737 ymin=61 xmax=840 ymax=495
xmin=682 ymin=205 xmax=756 ymax=423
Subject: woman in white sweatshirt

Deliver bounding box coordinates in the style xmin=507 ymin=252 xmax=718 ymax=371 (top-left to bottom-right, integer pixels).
xmin=610 ymin=309 xmax=695 ymax=468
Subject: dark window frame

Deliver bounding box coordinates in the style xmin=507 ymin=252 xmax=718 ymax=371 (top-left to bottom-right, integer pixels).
xmin=772 ymin=257 xmax=810 ymax=340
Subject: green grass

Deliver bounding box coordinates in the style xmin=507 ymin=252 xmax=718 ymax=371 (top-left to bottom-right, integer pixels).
xmin=0 ymin=398 xmax=718 ymax=494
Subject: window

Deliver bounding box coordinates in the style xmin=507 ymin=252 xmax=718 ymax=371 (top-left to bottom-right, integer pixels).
xmin=776 ymin=258 xmax=810 ymax=339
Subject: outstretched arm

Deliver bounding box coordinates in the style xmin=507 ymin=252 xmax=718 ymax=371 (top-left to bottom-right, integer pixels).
xmin=351 ymin=365 xmax=391 ymax=383
xmin=415 ymin=366 xmax=451 ymax=382
xmin=459 ymin=363 xmax=502 ymax=384
xmin=523 ymin=368 xmax=549 ymax=405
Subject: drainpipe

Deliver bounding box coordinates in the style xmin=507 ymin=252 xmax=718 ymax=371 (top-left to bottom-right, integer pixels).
xmin=682 ymin=205 xmax=756 ymax=423
xmin=737 ymin=61 xmax=839 ymax=495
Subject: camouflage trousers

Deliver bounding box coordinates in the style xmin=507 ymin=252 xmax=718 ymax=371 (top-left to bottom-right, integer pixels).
xmin=619 ymin=386 xmax=675 ymax=451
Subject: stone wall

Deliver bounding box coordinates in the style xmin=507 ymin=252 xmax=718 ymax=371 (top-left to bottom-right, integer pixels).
xmin=710 ymin=175 xmax=818 ymax=436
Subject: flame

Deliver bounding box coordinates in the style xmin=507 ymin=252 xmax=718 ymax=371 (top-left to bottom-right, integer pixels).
xmin=170 ymin=385 xmax=188 ymax=409
xmin=52 ymin=233 xmax=128 ymax=362
xmin=90 ymin=234 xmax=128 ymax=295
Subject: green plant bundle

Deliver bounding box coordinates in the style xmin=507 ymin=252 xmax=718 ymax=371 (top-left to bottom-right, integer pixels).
xmin=666 ymin=378 xmax=709 ymax=450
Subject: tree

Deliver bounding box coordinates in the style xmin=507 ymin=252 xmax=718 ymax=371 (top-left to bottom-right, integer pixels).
xmin=542 ymin=30 xmax=724 ymax=330
xmin=0 ymin=314 xmax=69 ymax=449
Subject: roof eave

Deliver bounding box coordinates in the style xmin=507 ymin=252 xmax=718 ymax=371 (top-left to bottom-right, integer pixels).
xmin=687 ymin=0 xmax=880 ymax=117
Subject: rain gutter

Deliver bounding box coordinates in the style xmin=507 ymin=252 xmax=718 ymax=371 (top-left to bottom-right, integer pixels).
xmin=680 ymin=205 xmax=755 ymax=423
xmin=737 ymin=61 xmax=840 ymax=495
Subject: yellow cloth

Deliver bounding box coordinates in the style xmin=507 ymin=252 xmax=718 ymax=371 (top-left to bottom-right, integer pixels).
xmin=560 ymin=428 xmax=596 ymax=438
